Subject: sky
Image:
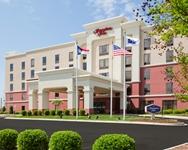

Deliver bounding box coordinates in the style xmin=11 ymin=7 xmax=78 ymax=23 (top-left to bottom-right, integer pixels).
xmin=0 ymin=0 xmax=141 ymax=99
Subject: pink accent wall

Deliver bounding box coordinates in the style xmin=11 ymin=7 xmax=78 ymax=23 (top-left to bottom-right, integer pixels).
xmin=6 ymin=101 xmax=28 ymax=112
xmin=131 ymin=98 xmax=140 ymax=108
xmin=131 ymin=82 xmax=140 ymax=95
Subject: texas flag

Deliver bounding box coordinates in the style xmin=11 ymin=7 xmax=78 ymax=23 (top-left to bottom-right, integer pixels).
xmin=77 ymin=45 xmax=89 ymax=55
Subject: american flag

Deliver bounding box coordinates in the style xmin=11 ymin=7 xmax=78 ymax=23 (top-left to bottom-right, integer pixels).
xmin=113 ymin=44 xmax=132 ymax=56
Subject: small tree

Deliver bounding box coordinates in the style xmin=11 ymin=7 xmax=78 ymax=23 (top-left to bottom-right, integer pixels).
xmin=9 ymin=106 xmax=14 ymax=114
xmin=51 ymin=99 xmax=62 ymax=112
xmin=2 ymin=106 xmax=6 ymax=112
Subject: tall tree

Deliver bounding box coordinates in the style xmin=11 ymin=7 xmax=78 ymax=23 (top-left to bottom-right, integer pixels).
xmin=134 ymin=0 xmax=188 ymax=101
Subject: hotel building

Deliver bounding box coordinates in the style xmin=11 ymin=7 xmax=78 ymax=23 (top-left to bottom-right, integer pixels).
xmin=5 ymin=16 xmax=188 ymax=113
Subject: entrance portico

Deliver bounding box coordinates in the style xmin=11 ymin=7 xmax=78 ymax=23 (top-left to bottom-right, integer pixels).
xmin=27 ymin=68 xmax=123 ymax=114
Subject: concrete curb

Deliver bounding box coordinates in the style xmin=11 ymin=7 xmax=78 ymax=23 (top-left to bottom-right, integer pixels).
xmin=164 ymin=142 xmax=188 ymax=150
xmin=5 ymin=117 xmax=187 ymax=127
xmin=139 ymin=114 xmax=188 ymax=120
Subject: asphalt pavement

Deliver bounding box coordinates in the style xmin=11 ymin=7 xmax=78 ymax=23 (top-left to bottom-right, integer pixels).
xmin=0 ymin=118 xmax=187 ymax=150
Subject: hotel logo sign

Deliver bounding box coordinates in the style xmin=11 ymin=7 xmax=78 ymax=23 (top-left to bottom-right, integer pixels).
xmin=93 ymin=27 xmax=113 ymax=36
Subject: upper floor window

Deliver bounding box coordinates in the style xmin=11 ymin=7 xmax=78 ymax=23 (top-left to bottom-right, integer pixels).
xmin=125 ymin=71 xmax=131 ymax=82
xmin=83 ymin=62 xmax=87 ymax=70
xmin=21 ymin=61 xmax=25 ymax=70
xmin=144 ymin=38 xmax=151 ymax=50
xmin=10 ymin=74 xmax=13 ymax=81
xmin=31 ymin=70 xmax=35 ymax=78
xmin=69 ymin=52 xmax=73 ymax=61
xmin=166 ymin=50 xmax=174 ymax=62
xmin=144 ymin=54 xmax=150 ymax=65
xmin=125 ymin=56 xmax=132 ymax=67
xmin=69 ymin=64 xmax=74 ymax=68
xmin=10 ymin=84 xmax=13 ymax=91
xmin=144 ymin=84 xmax=150 ymax=95
xmin=21 ymin=82 xmax=25 ymax=90
xmin=42 ymin=68 xmax=47 ymax=71
xmin=55 ymin=66 xmax=60 ymax=69
xmin=126 ymin=47 xmax=132 ymax=52
xmin=31 ymin=58 xmax=35 ymax=67
xmin=100 ymin=72 xmax=109 ymax=77
xmin=99 ymin=44 xmax=109 ymax=56
xmin=166 ymin=82 xmax=173 ymax=94
xmin=55 ymin=93 xmax=59 ymax=98
xmin=144 ymin=68 xmax=150 ymax=80
xmin=55 ymin=54 xmax=60 ymax=64
xmin=99 ymin=59 xmax=109 ymax=69
xmin=83 ymin=54 xmax=87 ymax=60
xmin=42 ymin=57 xmax=47 ymax=66
xmin=21 ymin=72 xmax=25 ymax=80
xmin=10 ymin=64 xmax=13 ymax=72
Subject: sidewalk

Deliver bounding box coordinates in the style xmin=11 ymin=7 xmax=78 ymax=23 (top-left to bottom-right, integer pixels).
xmin=5 ymin=116 xmax=187 ymax=126
xmin=139 ymin=114 xmax=188 ymax=120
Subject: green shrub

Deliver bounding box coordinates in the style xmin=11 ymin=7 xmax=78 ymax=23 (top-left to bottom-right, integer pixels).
xmin=57 ymin=110 xmax=63 ymax=116
xmin=64 ymin=109 xmax=70 ymax=116
xmin=72 ymin=109 xmax=76 ymax=116
xmin=163 ymin=109 xmax=173 ymax=114
xmin=50 ymin=110 xmax=56 ymax=116
xmin=0 ymin=129 xmax=18 ymax=150
xmin=173 ymin=109 xmax=186 ymax=114
xmin=2 ymin=106 xmax=6 ymax=112
xmin=9 ymin=106 xmax=14 ymax=114
xmin=92 ymin=134 xmax=135 ymax=150
xmin=38 ymin=110 xmax=43 ymax=116
xmin=79 ymin=109 xmax=85 ymax=116
xmin=49 ymin=131 xmax=82 ymax=150
xmin=33 ymin=110 xmax=38 ymax=116
xmin=17 ymin=129 xmax=48 ymax=150
xmin=27 ymin=111 xmax=32 ymax=116
xmin=21 ymin=110 xmax=27 ymax=116
xmin=44 ymin=110 xmax=50 ymax=116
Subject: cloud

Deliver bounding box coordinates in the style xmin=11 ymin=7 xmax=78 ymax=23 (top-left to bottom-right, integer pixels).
xmin=87 ymin=0 xmax=139 ymax=20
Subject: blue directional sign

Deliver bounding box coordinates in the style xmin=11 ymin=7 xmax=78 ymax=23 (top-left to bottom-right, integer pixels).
xmin=145 ymin=104 xmax=161 ymax=113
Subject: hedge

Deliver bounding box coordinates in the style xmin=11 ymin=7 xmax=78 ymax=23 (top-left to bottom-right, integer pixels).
xmin=17 ymin=129 xmax=48 ymax=150
xmin=27 ymin=111 xmax=32 ymax=116
xmin=79 ymin=109 xmax=85 ymax=116
xmin=49 ymin=131 xmax=82 ymax=150
xmin=33 ymin=110 xmax=38 ymax=116
xmin=92 ymin=134 xmax=136 ymax=150
xmin=64 ymin=109 xmax=70 ymax=116
xmin=50 ymin=110 xmax=56 ymax=116
xmin=0 ymin=129 xmax=18 ymax=150
xmin=173 ymin=109 xmax=186 ymax=114
xmin=57 ymin=110 xmax=63 ymax=116
xmin=163 ymin=109 xmax=173 ymax=114
xmin=44 ymin=110 xmax=50 ymax=116
xmin=21 ymin=110 xmax=27 ymax=116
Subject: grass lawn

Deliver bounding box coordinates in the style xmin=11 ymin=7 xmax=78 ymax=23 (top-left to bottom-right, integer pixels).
xmin=10 ymin=114 xmax=180 ymax=123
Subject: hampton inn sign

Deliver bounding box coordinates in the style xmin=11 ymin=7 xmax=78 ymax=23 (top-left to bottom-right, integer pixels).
xmin=93 ymin=27 xmax=113 ymax=36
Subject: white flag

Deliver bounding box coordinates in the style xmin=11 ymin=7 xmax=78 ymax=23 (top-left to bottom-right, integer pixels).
xmin=126 ymin=36 xmax=140 ymax=47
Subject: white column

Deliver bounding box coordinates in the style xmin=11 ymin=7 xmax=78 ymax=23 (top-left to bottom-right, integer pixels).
xmin=28 ymin=90 xmax=38 ymax=110
xmin=67 ymin=88 xmax=76 ymax=110
xmin=84 ymin=86 xmax=94 ymax=114
xmin=38 ymin=90 xmax=49 ymax=110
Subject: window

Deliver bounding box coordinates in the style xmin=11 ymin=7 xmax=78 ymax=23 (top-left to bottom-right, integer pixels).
xmin=166 ymin=50 xmax=174 ymax=62
xmin=10 ymin=94 xmax=13 ymax=101
xmin=55 ymin=66 xmax=59 ymax=69
xmin=22 ymin=106 xmax=25 ymax=110
xmin=21 ymin=72 xmax=25 ymax=80
xmin=146 ymin=100 xmax=154 ymax=105
xmin=99 ymin=44 xmax=109 ymax=56
xmin=99 ymin=59 xmax=109 ymax=69
xmin=83 ymin=54 xmax=87 ymax=60
xmin=166 ymin=82 xmax=173 ymax=94
xmin=55 ymin=54 xmax=60 ymax=64
xmin=22 ymin=83 xmax=25 ymax=90
xmin=31 ymin=58 xmax=35 ymax=67
xmin=162 ymin=100 xmax=176 ymax=109
xmin=55 ymin=93 xmax=59 ymax=98
xmin=31 ymin=70 xmax=35 ymax=78
xmin=126 ymin=47 xmax=132 ymax=52
xmin=100 ymin=72 xmax=109 ymax=77
xmin=144 ymin=84 xmax=150 ymax=95
xmin=144 ymin=54 xmax=150 ymax=65
xmin=22 ymin=93 xmax=26 ymax=100
xmin=10 ymin=74 xmax=13 ymax=81
xmin=144 ymin=38 xmax=151 ymax=50
xmin=69 ymin=52 xmax=73 ymax=61
xmin=21 ymin=61 xmax=25 ymax=70
xmin=10 ymin=64 xmax=13 ymax=72
xmin=42 ymin=57 xmax=47 ymax=66
xmin=127 ymin=87 xmax=132 ymax=95
xmin=42 ymin=68 xmax=46 ymax=71
xmin=69 ymin=64 xmax=73 ymax=68
xmin=125 ymin=71 xmax=131 ymax=82
xmin=144 ymin=68 xmax=150 ymax=80
xmin=125 ymin=56 xmax=132 ymax=67
xmin=83 ymin=62 xmax=87 ymax=70
xmin=10 ymin=84 xmax=13 ymax=91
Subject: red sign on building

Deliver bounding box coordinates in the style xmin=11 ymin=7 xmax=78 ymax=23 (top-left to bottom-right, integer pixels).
xmin=93 ymin=27 xmax=113 ymax=36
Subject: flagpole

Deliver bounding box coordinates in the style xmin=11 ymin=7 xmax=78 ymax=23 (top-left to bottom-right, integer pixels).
xmin=123 ymin=35 xmax=126 ymax=120
xmin=110 ymin=43 xmax=113 ymax=118
xmin=75 ymin=42 xmax=78 ymax=119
